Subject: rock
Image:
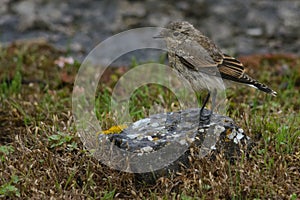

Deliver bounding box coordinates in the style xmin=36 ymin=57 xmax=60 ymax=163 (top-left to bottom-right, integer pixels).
xmin=0 ymin=1 xmax=8 ymax=15
xmin=12 ymin=1 xmax=36 ymax=31
xmin=246 ymin=28 xmax=263 ymax=37
xmin=101 ymin=108 xmax=252 ymax=183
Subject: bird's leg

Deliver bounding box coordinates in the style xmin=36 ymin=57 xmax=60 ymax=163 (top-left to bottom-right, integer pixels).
xmin=199 ymin=91 xmax=211 ymax=127
xmin=198 ymin=89 xmax=217 ymax=127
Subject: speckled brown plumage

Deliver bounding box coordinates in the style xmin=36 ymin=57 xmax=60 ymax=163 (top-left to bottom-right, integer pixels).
xmin=158 ymin=21 xmax=277 ymax=96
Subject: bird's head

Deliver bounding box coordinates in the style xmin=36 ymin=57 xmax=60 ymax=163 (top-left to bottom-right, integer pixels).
xmin=154 ymin=21 xmax=197 ymax=41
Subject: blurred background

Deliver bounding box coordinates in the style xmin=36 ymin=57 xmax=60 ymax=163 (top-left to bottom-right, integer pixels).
xmin=1 ymin=0 xmax=299 ymax=62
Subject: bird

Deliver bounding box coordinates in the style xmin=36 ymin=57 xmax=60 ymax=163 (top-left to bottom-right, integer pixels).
xmin=155 ymin=21 xmax=277 ymax=124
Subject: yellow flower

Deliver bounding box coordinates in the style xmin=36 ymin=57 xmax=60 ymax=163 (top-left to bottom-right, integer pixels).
xmin=101 ymin=125 xmax=128 ymax=135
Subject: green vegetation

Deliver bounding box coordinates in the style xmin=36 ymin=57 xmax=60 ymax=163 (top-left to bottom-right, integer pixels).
xmin=0 ymin=42 xmax=299 ymax=199
xmin=0 ymin=175 xmax=20 ymax=198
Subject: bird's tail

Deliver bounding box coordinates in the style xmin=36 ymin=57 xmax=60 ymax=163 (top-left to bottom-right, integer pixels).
xmin=241 ymin=74 xmax=277 ymax=96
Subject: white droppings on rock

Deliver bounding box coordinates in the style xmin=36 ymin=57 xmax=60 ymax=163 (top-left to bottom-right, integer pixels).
xmin=227 ymin=129 xmax=237 ymax=140
xmin=151 ymin=122 xmax=159 ymax=127
xmin=246 ymin=28 xmax=263 ymax=36
xmin=233 ymin=132 xmax=245 ymax=144
xmin=179 ymin=140 xmax=185 ymax=145
xmin=126 ymin=133 xmax=138 ymax=139
xmin=147 ymin=136 xmax=153 ymax=141
xmin=132 ymin=118 xmax=150 ymax=129
xmin=198 ymin=129 xmax=205 ymax=133
xmin=236 ymin=132 xmax=245 ymax=140
xmin=141 ymin=146 xmax=153 ymax=153
xmin=214 ymin=125 xmax=225 ymax=136
xmin=234 ymin=138 xmax=239 ymax=144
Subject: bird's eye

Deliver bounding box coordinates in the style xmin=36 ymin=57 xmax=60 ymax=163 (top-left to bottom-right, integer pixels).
xmin=173 ymin=31 xmax=180 ymax=37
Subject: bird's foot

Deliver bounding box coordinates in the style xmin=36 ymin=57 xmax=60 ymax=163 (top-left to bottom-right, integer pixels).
xmin=198 ymin=91 xmax=212 ymax=128
xmin=198 ymin=109 xmax=212 ymax=128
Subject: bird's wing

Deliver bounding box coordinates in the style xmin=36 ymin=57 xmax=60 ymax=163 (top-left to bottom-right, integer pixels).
xmin=172 ymin=39 xmax=277 ymax=96
xmin=218 ymin=54 xmax=277 ymax=96
xmin=174 ymin=39 xmax=219 ymax=75
xmin=174 ymin=38 xmax=246 ymax=79
xmin=217 ymin=54 xmax=246 ymax=81
xmin=172 ymin=39 xmax=227 ymax=91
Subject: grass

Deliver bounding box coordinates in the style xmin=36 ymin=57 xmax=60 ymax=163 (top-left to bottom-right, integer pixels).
xmin=0 ymin=41 xmax=299 ymax=199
